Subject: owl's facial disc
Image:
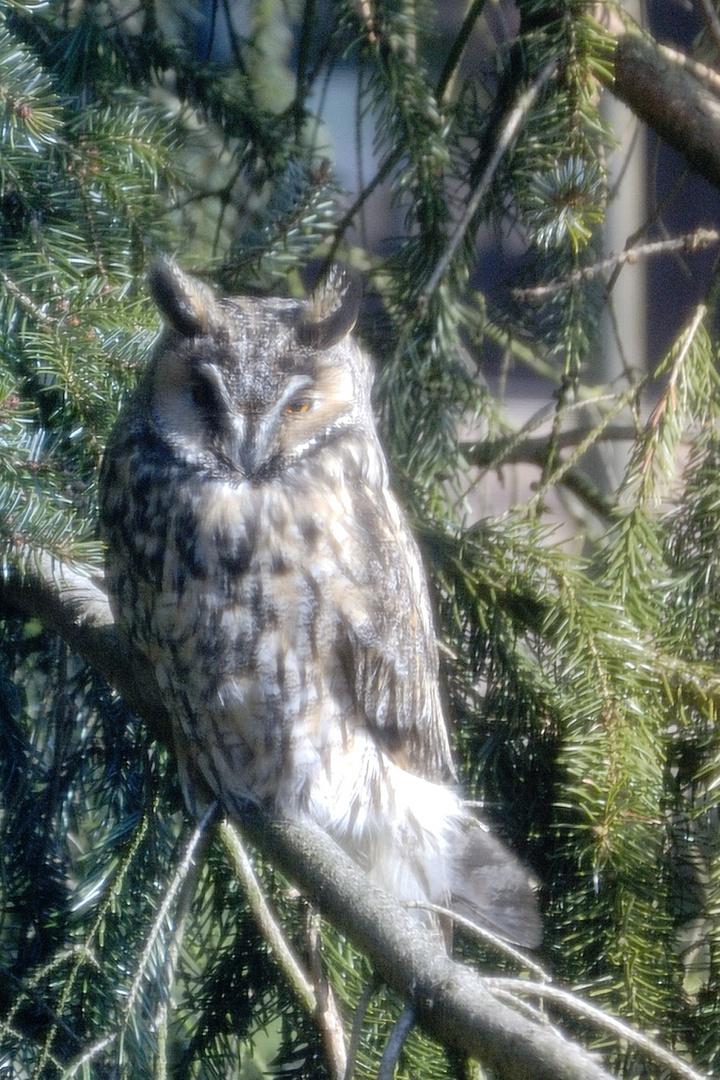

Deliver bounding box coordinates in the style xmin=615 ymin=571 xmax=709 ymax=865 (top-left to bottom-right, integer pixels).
xmin=148 ymin=265 xmax=366 ymax=481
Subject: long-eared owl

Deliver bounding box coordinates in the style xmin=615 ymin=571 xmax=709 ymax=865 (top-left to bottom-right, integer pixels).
xmin=99 ymin=259 xmax=541 ymax=948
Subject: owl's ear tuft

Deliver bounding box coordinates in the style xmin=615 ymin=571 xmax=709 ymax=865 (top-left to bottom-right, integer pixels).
xmin=148 ymin=258 xmax=223 ymax=338
xmin=297 ymin=266 xmax=362 ymax=350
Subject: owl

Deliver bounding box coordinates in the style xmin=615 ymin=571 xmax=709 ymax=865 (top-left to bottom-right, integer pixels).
xmin=99 ymin=259 xmax=541 ymax=948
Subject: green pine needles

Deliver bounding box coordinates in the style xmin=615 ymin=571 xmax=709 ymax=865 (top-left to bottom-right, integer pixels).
xmin=0 ymin=1 xmax=719 ymax=1078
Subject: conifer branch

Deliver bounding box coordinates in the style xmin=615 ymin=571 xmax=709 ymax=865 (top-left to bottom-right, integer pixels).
xmin=241 ymin=813 xmax=618 ymax=1080
xmin=30 ymin=818 xmax=150 ymax=1080
xmin=122 ymin=807 xmax=216 ymax=1030
xmin=461 ymin=427 xmax=639 ymax=465
xmin=421 ymin=59 xmax=556 ymax=304
xmin=0 ymin=267 xmax=55 ymax=326
xmin=0 ymin=950 xmax=90 ymax=1068
xmin=2 ymin=4 xmax=719 ymax=1075
xmin=525 ymin=384 xmax=641 ymax=516
xmin=63 ymin=1032 xmax=116 ymax=1079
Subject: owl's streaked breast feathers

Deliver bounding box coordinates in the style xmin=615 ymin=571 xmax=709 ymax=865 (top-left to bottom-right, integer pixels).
xmin=99 ymin=259 xmax=542 ymax=949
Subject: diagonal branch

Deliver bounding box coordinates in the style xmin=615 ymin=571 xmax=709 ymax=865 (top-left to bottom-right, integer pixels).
xmin=0 ymin=549 xmax=171 ymax=741
xmin=0 ymin=552 xmax=627 ymax=1080
xmin=239 ymin=810 xmax=615 ymax=1080
xmin=511 ymin=229 xmax=720 ymax=300
xmin=421 ymin=59 xmax=557 ymax=304
xmin=594 ymin=9 xmax=720 ymax=194
xmin=218 ymin=820 xmax=317 ymax=1015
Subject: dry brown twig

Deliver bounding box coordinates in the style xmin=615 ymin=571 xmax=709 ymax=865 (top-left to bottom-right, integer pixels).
xmin=513 ymin=228 xmax=720 ymax=300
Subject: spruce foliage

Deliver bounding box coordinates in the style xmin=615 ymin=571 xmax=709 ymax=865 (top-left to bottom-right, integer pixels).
xmin=0 ymin=1 xmax=719 ymax=1077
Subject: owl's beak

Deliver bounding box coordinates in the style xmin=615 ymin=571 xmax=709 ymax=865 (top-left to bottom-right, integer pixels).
xmin=227 ymin=414 xmax=274 ymax=480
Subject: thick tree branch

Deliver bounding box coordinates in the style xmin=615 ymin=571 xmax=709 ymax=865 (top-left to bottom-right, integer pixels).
xmin=241 ymin=812 xmax=615 ymax=1080
xmin=596 ymin=11 xmax=720 ymax=193
xmin=614 ymin=35 xmax=720 ymax=189
xmin=0 ymin=550 xmax=171 ymax=741
xmin=0 ymin=556 xmax=634 ymax=1080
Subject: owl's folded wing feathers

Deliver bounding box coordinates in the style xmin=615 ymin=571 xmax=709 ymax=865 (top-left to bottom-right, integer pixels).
xmin=335 ymin=479 xmax=455 ymax=783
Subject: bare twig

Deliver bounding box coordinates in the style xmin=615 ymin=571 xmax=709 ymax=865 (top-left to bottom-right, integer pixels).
xmin=219 ymin=819 xmax=317 ymax=1014
xmin=404 ymin=900 xmax=550 ymax=981
xmin=436 ymin=0 xmax=488 ymax=103
xmin=484 ymin=979 xmax=711 ymax=1080
xmin=657 ymin=41 xmax=720 ymax=97
xmin=323 ymin=147 xmax=404 ymax=269
xmin=305 ymin=904 xmax=348 ymax=1080
xmin=512 ymin=229 xmax=720 ymax=300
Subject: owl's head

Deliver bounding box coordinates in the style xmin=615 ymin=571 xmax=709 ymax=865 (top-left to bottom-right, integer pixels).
xmin=145 ymin=259 xmax=370 ymax=481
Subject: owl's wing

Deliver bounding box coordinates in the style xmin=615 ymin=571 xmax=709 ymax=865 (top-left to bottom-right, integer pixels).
xmin=336 ymin=482 xmax=455 ymax=783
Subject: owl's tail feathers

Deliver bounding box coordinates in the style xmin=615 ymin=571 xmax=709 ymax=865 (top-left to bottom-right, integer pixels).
xmin=449 ymin=817 xmax=543 ymax=949
xmin=300 ymin=745 xmax=542 ymax=948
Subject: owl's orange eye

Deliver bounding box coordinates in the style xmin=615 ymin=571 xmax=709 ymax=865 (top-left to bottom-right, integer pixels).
xmin=286 ymin=398 xmax=311 ymax=414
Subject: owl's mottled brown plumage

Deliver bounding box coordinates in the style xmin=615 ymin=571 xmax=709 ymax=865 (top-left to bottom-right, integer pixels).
xmin=99 ymin=259 xmax=541 ymax=948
